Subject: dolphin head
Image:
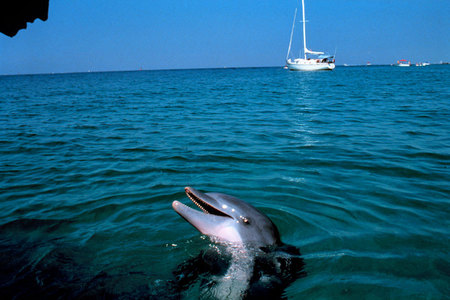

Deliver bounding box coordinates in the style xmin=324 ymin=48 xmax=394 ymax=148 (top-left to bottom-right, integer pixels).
xmin=172 ymin=187 xmax=281 ymax=246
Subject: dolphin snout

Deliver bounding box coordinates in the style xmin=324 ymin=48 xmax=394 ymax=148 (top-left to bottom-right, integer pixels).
xmin=172 ymin=200 xmax=181 ymax=210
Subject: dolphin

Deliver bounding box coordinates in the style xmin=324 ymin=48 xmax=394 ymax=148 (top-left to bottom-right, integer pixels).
xmin=172 ymin=187 xmax=281 ymax=246
xmin=171 ymin=187 xmax=305 ymax=299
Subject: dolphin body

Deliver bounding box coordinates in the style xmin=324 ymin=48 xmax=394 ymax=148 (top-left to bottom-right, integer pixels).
xmin=172 ymin=187 xmax=305 ymax=299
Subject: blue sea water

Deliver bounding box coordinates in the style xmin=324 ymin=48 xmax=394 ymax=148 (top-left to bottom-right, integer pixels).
xmin=0 ymin=65 xmax=449 ymax=299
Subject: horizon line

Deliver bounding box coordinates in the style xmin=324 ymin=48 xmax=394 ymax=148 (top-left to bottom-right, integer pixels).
xmin=1 ymin=63 xmax=447 ymax=77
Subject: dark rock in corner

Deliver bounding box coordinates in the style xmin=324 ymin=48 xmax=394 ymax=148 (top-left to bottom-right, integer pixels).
xmin=0 ymin=0 xmax=50 ymax=37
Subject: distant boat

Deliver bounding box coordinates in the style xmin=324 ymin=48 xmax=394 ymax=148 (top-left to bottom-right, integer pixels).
xmin=397 ymin=59 xmax=411 ymax=67
xmin=285 ymin=0 xmax=335 ymax=71
xmin=416 ymin=62 xmax=430 ymax=67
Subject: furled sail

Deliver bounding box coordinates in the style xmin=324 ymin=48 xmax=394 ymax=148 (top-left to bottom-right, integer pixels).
xmin=305 ymin=48 xmax=324 ymax=55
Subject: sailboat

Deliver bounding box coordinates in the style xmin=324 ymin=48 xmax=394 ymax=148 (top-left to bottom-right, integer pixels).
xmin=286 ymin=0 xmax=335 ymax=71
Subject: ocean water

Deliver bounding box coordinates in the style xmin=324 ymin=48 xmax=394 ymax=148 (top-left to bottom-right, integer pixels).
xmin=0 ymin=66 xmax=449 ymax=299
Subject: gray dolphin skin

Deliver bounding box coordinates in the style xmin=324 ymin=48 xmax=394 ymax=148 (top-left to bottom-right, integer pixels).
xmin=172 ymin=187 xmax=305 ymax=299
xmin=172 ymin=187 xmax=281 ymax=246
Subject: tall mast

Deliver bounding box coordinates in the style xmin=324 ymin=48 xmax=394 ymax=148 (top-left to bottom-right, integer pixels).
xmin=286 ymin=7 xmax=297 ymax=61
xmin=302 ymin=0 xmax=307 ymax=59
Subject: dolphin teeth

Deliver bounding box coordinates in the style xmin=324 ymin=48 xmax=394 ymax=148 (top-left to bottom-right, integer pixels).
xmin=187 ymin=193 xmax=210 ymax=214
xmin=194 ymin=199 xmax=209 ymax=214
xmin=185 ymin=189 xmax=232 ymax=218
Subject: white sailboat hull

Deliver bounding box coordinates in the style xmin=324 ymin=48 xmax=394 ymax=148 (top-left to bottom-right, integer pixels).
xmin=287 ymin=60 xmax=335 ymax=71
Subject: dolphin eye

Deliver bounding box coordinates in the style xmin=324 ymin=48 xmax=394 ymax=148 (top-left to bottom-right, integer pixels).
xmin=240 ymin=216 xmax=250 ymax=225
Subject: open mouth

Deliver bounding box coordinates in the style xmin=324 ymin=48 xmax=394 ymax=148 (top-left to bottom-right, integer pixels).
xmin=185 ymin=187 xmax=232 ymax=218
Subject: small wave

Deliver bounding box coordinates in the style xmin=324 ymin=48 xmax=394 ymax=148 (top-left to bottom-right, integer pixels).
xmin=281 ymin=176 xmax=305 ymax=183
xmin=121 ymin=147 xmax=155 ymax=153
xmin=405 ymin=151 xmax=450 ymax=161
xmin=38 ymin=140 xmax=68 ymax=147
xmin=73 ymin=125 xmax=99 ymax=130
xmin=0 ymin=218 xmax=72 ymax=237
xmin=404 ymin=130 xmax=436 ymax=136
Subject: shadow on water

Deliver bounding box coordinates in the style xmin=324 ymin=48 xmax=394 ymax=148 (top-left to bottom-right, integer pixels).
xmin=0 ymin=218 xmax=158 ymax=299
xmin=0 ymin=238 xmax=167 ymax=299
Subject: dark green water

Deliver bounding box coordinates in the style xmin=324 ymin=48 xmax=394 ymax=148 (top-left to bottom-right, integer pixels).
xmin=0 ymin=66 xmax=449 ymax=299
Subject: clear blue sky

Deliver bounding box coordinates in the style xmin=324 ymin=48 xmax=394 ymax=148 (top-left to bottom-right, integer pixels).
xmin=1 ymin=0 xmax=449 ymax=74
